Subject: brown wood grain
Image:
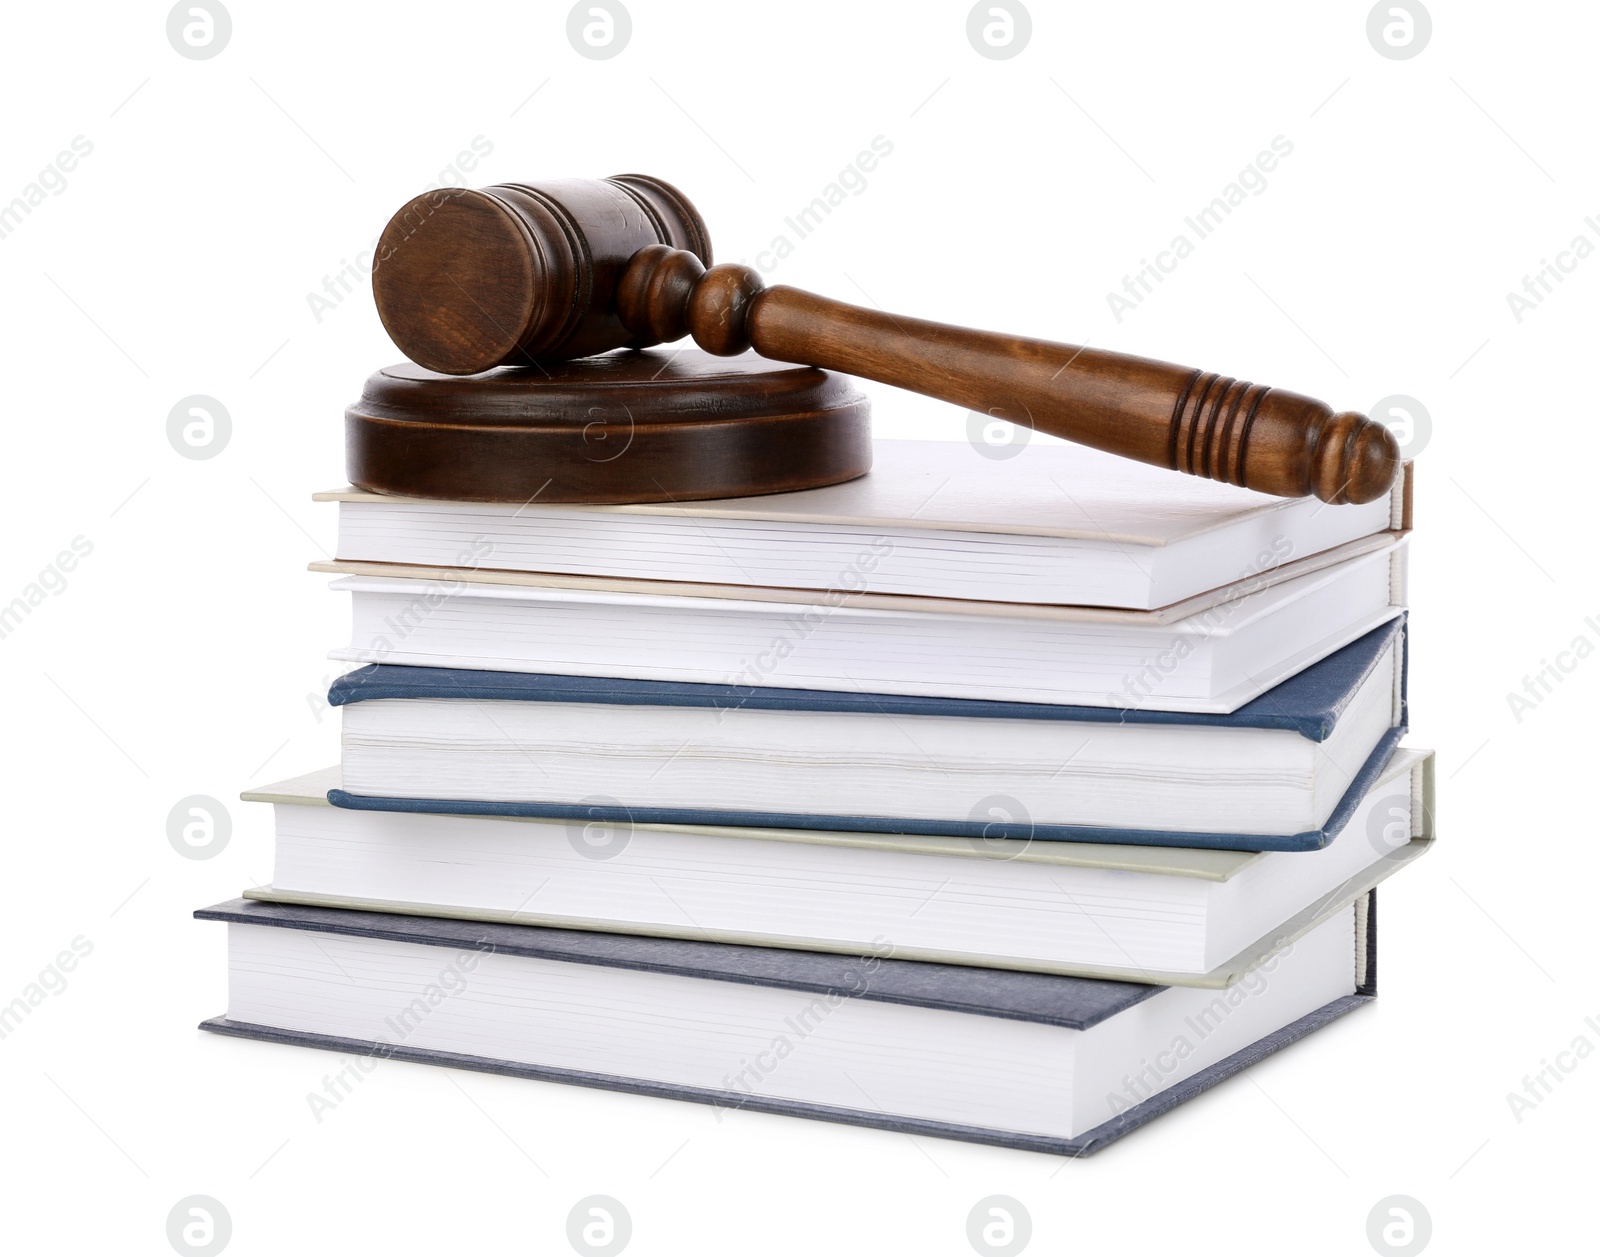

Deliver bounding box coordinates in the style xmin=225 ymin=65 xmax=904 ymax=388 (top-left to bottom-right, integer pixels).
xmin=373 ymin=176 xmax=1398 ymax=505
xmin=345 ymin=350 xmax=871 ymax=503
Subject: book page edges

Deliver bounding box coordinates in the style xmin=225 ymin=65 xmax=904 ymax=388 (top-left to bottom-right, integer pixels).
xmin=241 ymin=749 xmax=1430 ymax=981
xmin=308 ymin=531 xmax=1406 ymax=626
xmin=308 ymin=442 xmax=1400 ymax=543
xmin=241 ymin=838 xmax=1419 ymax=991
xmin=242 ymin=764 xmax=1254 ymax=879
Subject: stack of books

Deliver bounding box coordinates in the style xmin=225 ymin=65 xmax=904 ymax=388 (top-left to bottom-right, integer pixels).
xmin=198 ymin=439 xmax=1432 ymax=1156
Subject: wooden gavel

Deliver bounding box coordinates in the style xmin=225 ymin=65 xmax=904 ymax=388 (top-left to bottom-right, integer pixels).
xmin=372 ymin=175 xmax=1398 ymax=504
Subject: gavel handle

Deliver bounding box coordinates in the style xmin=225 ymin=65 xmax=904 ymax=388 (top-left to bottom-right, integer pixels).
xmin=616 ymin=245 xmax=1398 ymax=505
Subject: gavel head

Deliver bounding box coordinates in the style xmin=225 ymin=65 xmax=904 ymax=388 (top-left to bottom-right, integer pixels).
xmin=373 ymin=175 xmax=710 ymax=376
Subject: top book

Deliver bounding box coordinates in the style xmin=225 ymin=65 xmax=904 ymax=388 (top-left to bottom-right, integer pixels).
xmin=319 ymin=439 xmax=1409 ymax=610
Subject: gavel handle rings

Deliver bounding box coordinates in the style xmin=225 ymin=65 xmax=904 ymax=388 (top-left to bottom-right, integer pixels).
xmin=615 ymin=244 xmax=1398 ymax=506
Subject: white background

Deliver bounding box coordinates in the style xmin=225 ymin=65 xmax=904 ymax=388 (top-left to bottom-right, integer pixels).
xmin=1 ymin=1 xmax=1594 ymax=1253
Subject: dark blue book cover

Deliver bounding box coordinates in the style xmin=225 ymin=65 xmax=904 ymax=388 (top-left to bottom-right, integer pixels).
xmin=330 ymin=615 xmax=1406 ymax=742
xmin=326 ymin=617 xmax=1407 ymax=852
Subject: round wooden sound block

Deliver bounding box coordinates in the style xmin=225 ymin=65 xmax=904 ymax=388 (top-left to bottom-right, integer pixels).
xmin=346 ymin=349 xmax=872 ymax=504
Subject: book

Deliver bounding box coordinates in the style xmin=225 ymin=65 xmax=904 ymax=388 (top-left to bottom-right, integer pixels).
xmin=315 ymin=535 xmax=1405 ymax=710
xmin=327 ymin=617 xmax=1408 ymax=852
xmin=315 ymin=439 xmax=1409 ymax=609
xmin=196 ymin=889 xmax=1379 ymax=1157
xmin=244 ymin=748 xmax=1431 ymax=985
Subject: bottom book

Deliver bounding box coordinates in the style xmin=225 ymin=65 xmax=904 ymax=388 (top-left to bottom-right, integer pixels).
xmin=196 ymin=890 xmax=1379 ymax=1157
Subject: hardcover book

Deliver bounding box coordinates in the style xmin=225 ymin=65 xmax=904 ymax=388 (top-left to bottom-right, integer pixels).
xmin=316 ymin=438 xmax=1411 ymax=609
xmin=248 ymin=749 xmax=1431 ymax=984
xmin=314 ymin=537 xmax=1407 ymax=710
xmin=198 ymin=889 xmax=1380 ymax=1157
xmin=326 ymin=618 xmax=1409 ymax=852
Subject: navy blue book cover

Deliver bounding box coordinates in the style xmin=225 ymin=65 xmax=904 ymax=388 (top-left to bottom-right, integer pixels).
xmin=330 ymin=615 xmax=1407 ymax=742
xmin=325 ymin=618 xmax=1407 ymax=852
